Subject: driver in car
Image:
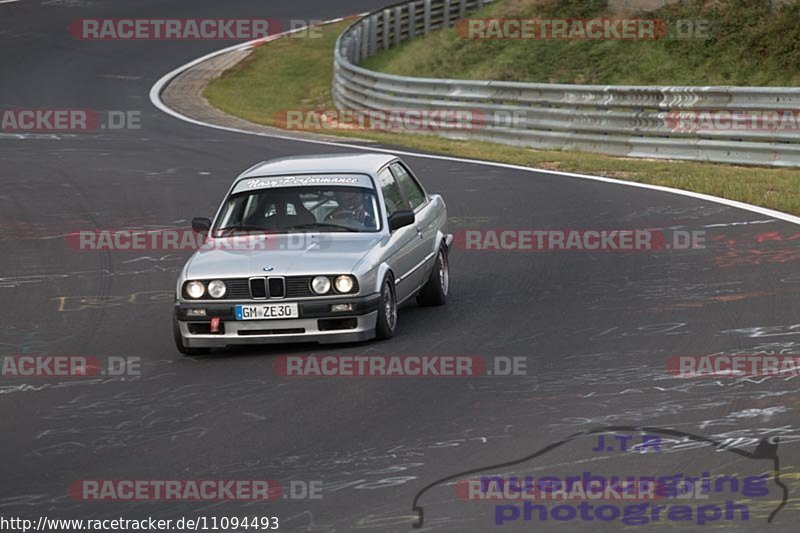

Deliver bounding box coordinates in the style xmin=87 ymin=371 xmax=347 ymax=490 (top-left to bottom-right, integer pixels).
xmin=326 ymin=190 xmax=375 ymax=229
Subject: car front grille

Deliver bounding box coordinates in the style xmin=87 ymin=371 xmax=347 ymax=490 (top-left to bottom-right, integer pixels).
xmin=268 ymin=277 xmax=286 ymax=298
xmin=249 ymin=277 xmax=268 ymax=299
xmin=230 ymin=276 xmax=292 ymax=299
xmin=246 ymin=277 xmax=285 ymax=299
xmin=285 ymin=276 xmax=314 ymax=298
xmin=225 ymin=279 xmax=251 ymax=299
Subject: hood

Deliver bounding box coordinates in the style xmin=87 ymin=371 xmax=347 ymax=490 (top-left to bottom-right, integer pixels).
xmin=185 ymin=232 xmax=383 ymax=279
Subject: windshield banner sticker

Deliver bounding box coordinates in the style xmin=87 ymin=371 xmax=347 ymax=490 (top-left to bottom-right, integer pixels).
xmin=234 ymin=174 xmax=373 ymax=193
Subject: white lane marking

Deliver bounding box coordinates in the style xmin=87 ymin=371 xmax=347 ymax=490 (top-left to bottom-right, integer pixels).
xmin=149 ymin=18 xmax=800 ymax=228
xmin=702 ymin=219 xmax=776 ymax=228
xmin=0 ymin=0 xmax=21 ymax=5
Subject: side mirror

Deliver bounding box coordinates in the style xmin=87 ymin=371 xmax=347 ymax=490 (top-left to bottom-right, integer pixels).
xmin=192 ymin=217 xmax=212 ymax=234
xmin=388 ymin=210 xmax=415 ymax=232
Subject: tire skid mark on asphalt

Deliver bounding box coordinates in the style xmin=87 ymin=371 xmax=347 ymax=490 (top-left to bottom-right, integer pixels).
xmin=0 ymin=494 xmax=50 ymax=508
xmin=0 ymin=267 xmax=180 ymax=289
xmin=722 ymin=324 xmax=800 ymax=338
xmin=0 ymin=325 xmax=72 ymax=352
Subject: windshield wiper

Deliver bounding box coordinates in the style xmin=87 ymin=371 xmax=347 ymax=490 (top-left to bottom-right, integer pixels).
xmin=284 ymin=222 xmax=358 ymax=232
xmin=216 ymin=225 xmax=271 ymax=237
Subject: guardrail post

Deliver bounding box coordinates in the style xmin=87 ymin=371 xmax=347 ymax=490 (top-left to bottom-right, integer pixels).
xmin=443 ymin=0 xmax=451 ymax=28
xmin=342 ymin=34 xmax=351 ymax=64
xmin=382 ymin=9 xmax=392 ymax=50
xmin=368 ymin=14 xmax=378 ymax=57
xmin=459 ymin=0 xmax=466 ymax=19
xmin=354 ymin=23 xmax=361 ymax=63
xmin=408 ymin=2 xmax=416 ymax=39
xmin=394 ymin=6 xmax=403 ymax=45
xmin=423 ymin=0 xmax=432 ymax=34
xmin=359 ymin=20 xmax=369 ymax=62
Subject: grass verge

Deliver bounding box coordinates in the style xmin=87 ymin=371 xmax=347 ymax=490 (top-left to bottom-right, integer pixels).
xmin=362 ymin=0 xmax=800 ymax=86
xmin=204 ymin=20 xmax=800 ymax=216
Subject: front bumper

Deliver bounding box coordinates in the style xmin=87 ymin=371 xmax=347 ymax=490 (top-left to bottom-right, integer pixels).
xmin=175 ymin=294 xmax=379 ymax=346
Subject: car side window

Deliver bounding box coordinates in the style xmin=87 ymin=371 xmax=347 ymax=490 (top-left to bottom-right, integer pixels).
xmin=390 ymin=162 xmax=426 ymax=210
xmin=377 ymin=167 xmax=406 ymax=217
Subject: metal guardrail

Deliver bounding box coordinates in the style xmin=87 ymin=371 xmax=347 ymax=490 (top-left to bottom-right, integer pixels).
xmin=332 ymin=0 xmax=800 ymax=166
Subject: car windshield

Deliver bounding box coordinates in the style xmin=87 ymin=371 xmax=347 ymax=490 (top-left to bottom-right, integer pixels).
xmin=213 ymin=185 xmax=380 ymax=236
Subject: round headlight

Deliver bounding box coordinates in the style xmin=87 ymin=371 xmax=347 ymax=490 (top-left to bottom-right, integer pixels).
xmin=311 ymin=276 xmax=331 ymax=295
xmin=334 ymin=275 xmax=354 ymax=293
xmin=186 ymin=281 xmax=205 ymax=299
xmin=207 ymin=279 xmax=227 ymax=299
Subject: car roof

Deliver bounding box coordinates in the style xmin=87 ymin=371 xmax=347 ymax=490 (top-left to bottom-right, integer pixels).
xmin=237 ymin=153 xmax=398 ymax=181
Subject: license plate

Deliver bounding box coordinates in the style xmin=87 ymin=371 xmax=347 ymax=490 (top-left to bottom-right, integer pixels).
xmin=235 ymin=303 xmax=299 ymax=320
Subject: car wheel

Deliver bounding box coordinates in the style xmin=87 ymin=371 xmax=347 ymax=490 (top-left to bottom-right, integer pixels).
xmin=173 ymin=315 xmax=210 ymax=356
xmin=375 ymin=275 xmax=397 ymax=340
xmin=416 ymin=246 xmax=449 ymax=306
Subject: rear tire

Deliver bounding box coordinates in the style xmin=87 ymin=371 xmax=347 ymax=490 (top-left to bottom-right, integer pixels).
xmin=416 ymin=246 xmax=449 ymax=306
xmin=173 ymin=315 xmax=210 ymax=356
xmin=375 ymin=275 xmax=397 ymax=340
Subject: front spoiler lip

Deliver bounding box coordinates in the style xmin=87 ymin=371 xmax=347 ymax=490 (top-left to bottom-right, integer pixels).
xmin=175 ymin=293 xmax=380 ymax=321
xmin=180 ymin=312 xmax=378 ymax=346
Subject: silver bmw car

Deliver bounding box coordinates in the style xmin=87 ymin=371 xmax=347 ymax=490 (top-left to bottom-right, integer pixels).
xmin=173 ymin=153 xmax=452 ymax=354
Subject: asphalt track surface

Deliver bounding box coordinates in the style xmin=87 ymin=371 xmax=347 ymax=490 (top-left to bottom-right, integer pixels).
xmin=2 ymin=1 xmax=800 ymax=531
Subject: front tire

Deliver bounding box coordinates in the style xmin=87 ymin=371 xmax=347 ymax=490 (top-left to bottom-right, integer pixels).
xmin=417 ymin=246 xmax=449 ymax=306
xmin=375 ymin=275 xmax=398 ymax=340
xmin=173 ymin=315 xmax=210 ymax=356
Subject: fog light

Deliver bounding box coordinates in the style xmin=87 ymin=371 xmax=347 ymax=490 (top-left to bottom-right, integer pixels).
xmin=331 ymin=303 xmax=353 ymax=312
xmin=186 ymin=308 xmax=207 ymax=317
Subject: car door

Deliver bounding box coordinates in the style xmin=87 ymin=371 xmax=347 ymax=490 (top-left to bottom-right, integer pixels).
xmin=390 ymin=161 xmax=437 ymax=294
xmin=376 ymin=165 xmax=418 ymax=303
